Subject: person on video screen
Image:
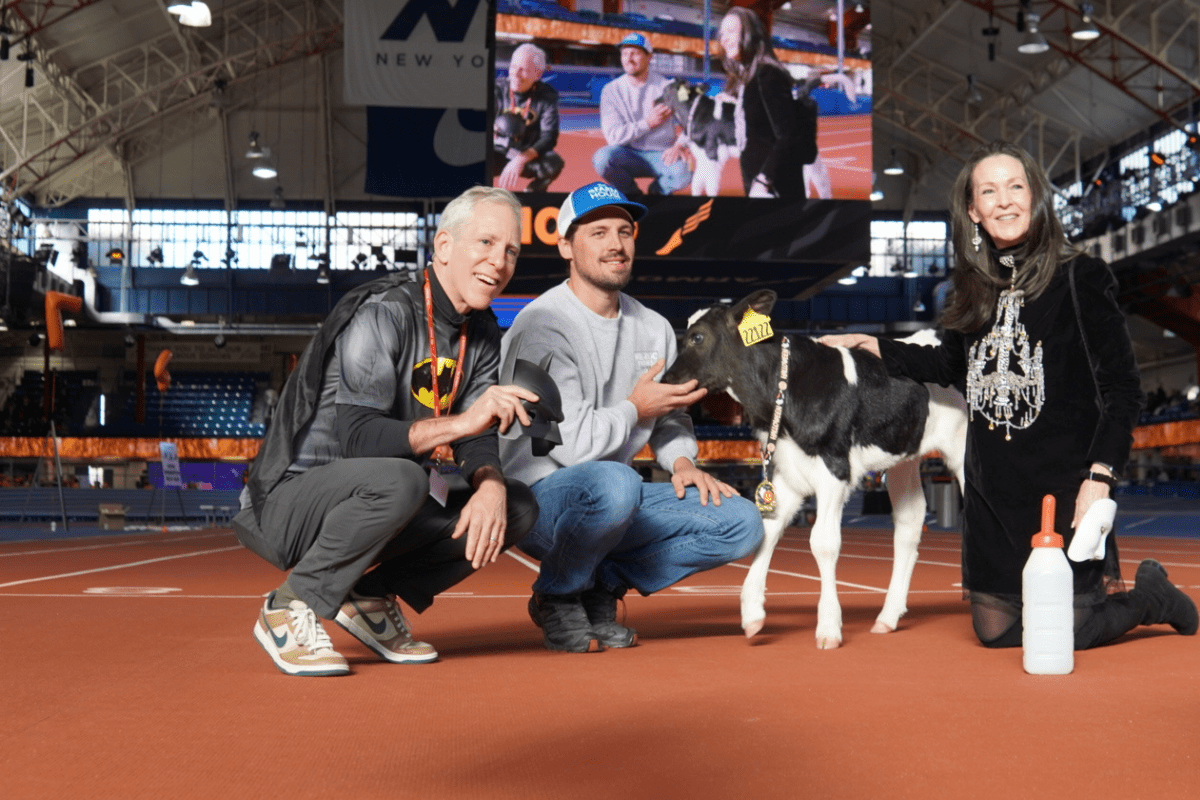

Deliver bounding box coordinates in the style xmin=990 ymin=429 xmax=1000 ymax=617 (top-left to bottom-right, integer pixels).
xmin=719 ymin=8 xmax=816 ymax=198
xmin=592 ymin=33 xmax=692 ymax=197
xmin=493 ymin=43 xmax=564 ymax=193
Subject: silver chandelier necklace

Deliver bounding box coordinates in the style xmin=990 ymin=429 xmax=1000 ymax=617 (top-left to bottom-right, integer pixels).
xmin=966 ymin=253 xmax=1045 ymax=440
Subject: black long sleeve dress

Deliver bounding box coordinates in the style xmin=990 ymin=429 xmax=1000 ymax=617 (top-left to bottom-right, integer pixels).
xmin=878 ymin=252 xmax=1145 ymax=599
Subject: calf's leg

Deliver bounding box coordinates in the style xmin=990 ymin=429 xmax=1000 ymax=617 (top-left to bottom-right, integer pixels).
xmin=809 ymin=478 xmax=852 ymax=649
xmin=740 ymin=476 xmax=806 ymax=638
xmin=873 ymin=459 xmax=925 ymax=633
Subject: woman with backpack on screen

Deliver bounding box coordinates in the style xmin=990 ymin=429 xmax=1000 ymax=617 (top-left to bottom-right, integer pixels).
xmin=718 ymin=6 xmax=816 ymax=198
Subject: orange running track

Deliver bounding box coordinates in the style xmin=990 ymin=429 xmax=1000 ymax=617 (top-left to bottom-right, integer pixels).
xmin=2 ymin=523 xmax=1197 ymax=799
xmin=531 ymin=113 xmax=871 ymax=199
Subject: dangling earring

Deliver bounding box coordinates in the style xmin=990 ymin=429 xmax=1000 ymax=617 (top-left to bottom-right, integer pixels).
xmin=971 ymin=223 xmax=982 ymax=253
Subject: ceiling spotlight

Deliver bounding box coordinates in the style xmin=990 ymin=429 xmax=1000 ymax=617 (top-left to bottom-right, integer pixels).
xmin=966 ymin=74 xmax=983 ymax=104
xmin=124 ymin=332 xmax=136 ymax=348
xmin=213 ymin=333 xmax=226 ymax=349
xmin=246 ymin=131 xmax=266 ymax=159
xmin=0 ymin=22 xmax=12 ymax=61
xmin=269 ymin=185 xmax=285 ymax=210
xmin=28 ymin=332 xmax=42 ymax=347
xmin=316 ymin=263 xmax=331 ymax=285
xmin=870 ymin=189 xmax=884 ymax=202
xmin=351 ymin=253 xmax=369 ymax=270
xmin=1073 ymin=3 xmax=1101 ymax=41
xmin=1017 ymin=13 xmax=1050 ymax=54
xmin=252 ymin=162 xmax=278 ymax=180
xmin=168 ymin=2 xmax=213 ymax=28
xmin=884 ymin=148 xmax=904 ymax=176
xmin=147 ymin=246 xmax=164 ymax=265
xmin=982 ymin=17 xmax=1000 ymax=61
xmin=180 ymin=263 xmax=200 ymax=286
xmin=1150 ymin=151 xmax=1167 ymax=167
xmin=17 ymin=50 xmax=34 ymax=87
xmin=106 ymin=247 xmax=124 ymax=264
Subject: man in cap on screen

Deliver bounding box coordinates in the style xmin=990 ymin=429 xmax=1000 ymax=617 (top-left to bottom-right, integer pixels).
xmin=592 ymin=33 xmax=693 ymax=196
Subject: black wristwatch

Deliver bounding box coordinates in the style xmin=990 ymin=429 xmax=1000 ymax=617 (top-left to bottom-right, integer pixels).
xmin=1080 ymin=468 xmax=1117 ymax=488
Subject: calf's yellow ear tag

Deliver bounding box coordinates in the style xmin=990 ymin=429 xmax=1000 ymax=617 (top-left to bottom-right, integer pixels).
xmin=677 ymin=84 xmax=689 ymax=103
xmin=738 ymin=308 xmax=774 ymax=346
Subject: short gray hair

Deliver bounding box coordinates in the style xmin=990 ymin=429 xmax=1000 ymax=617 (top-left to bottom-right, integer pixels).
xmin=437 ymin=186 xmax=522 ymax=239
xmin=511 ymin=43 xmax=546 ymax=74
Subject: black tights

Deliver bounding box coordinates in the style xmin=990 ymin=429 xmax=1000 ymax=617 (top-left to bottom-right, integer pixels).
xmin=971 ymin=590 xmax=1148 ymax=651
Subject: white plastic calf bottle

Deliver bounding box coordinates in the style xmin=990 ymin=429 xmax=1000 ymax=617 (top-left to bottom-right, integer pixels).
xmin=1022 ymin=494 xmax=1074 ymax=675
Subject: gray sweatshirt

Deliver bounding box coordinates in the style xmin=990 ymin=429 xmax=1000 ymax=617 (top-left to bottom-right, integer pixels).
xmin=599 ymin=71 xmax=681 ymax=152
xmin=499 ymin=281 xmax=698 ymax=487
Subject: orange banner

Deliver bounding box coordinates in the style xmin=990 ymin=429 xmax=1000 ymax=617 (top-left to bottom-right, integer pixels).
xmin=0 ymin=437 xmax=261 ymax=461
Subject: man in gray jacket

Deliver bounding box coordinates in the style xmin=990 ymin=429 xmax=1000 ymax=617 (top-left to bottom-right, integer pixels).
xmin=500 ymin=181 xmax=763 ymax=652
xmin=592 ymin=33 xmax=692 ymax=196
xmin=236 ymin=186 xmax=539 ymax=676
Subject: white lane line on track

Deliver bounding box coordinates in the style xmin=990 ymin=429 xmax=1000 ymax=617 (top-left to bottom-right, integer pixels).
xmin=0 ymin=532 xmax=235 ymax=558
xmin=506 ymin=550 xmax=542 ymax=573
xmin=0 ymin=589 xmax=983 ymax=600
xmin=722 ymin=561 xmax=887 ymax=593
xmin=0 ymin=546 xmax=244 ymax=588
xmin=773 ymin=545 xmax=960 ymax=568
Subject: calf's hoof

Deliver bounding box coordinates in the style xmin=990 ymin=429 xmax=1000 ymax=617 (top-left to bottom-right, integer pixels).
xmin=870 ymin=621 xmax=896 ymax=634
xmin=815 ymin=634 xmax=842 ymax=650
xmin=743 ymin=618 xmax=765 ymax=638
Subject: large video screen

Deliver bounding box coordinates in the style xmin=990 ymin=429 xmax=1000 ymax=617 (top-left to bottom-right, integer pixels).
xmin=487 ymin=1 xmax=873 ymax=304
xmin=489 ymin=0 xmax=871 ymax=201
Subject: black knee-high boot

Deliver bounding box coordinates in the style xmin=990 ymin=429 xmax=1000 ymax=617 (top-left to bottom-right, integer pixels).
xmin=1074 ymin=560 xmax=1198 ymax=650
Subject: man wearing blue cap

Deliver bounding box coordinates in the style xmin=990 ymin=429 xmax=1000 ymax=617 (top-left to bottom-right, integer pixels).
xmin=593 ymin=33 xmax=693 ymax=196
xmin=500 ymin=181 xmax=764 ymax=652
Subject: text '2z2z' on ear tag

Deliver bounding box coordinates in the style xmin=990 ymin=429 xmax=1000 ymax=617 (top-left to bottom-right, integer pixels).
xmin=738 ymin=308 xmax=774 ymax=347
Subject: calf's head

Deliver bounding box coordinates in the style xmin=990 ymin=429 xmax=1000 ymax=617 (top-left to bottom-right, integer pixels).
xmin=658 ymin=79 xmax=708 ymax=122
xmin=663 ymin=289 xmax=777 ymax=393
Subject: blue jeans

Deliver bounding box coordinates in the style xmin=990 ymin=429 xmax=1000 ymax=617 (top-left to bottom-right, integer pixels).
xmin=519 ymin=461 xmax=764 ymax=596
xmin=592 ymin=145 xmax=692 ymax=196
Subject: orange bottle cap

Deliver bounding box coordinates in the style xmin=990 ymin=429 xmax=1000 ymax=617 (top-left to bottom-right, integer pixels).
xmin=1031 ymin=494 xmax=1064 ymax=548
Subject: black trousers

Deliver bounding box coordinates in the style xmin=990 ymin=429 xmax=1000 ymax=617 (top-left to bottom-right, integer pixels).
xmin=234 ymin=458 xmax=537 ymax=619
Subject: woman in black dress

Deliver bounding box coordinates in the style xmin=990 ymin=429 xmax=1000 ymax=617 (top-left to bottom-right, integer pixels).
xmin=718 ymin=7 xmax=812 ymax=198
xmin=823 ymin=141 xmax=1197 ymax=649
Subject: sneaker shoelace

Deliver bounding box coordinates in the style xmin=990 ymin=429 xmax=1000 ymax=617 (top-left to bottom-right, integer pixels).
xmin=378 ymin=597 xmax=415 ymax=640
xmin=288 ymin=604 xmax=337 ymax=654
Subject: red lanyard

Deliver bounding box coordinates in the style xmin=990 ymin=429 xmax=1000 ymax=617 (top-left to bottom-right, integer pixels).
xmin=423 ymin=272 xmax=468 ymax=418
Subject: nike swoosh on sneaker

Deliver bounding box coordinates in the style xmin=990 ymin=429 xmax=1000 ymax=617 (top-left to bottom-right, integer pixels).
xmin=262 ymin=610 xmax=289 ymax=648
xmin=352 ymin=600 xmax=390 ymax=636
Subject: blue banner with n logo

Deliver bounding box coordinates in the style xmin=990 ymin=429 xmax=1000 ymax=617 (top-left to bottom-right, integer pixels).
xmin=345 ymin=0 xmax=490 ymax=109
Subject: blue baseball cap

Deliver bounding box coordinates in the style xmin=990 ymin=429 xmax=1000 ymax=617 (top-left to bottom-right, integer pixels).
xmin=557 ymin=182 xmax=648 ymax=237
xmin=618 ymin=32 xmax=653 ymax=54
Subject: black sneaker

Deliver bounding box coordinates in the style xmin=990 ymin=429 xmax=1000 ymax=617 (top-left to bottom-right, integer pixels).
xmin=580 ymin=585 xmax=638 ymax=648
xmin=1134 ymin=560 xmax=1199 ymax=635
xmin=528 ymin=593 xmax=602 ymax=653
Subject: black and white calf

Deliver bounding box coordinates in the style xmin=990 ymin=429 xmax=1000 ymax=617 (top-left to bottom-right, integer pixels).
xmin=662 ymin=290 xmax=966 ymax=649
xmin=657 ymin=79 xmax=739 ymax=196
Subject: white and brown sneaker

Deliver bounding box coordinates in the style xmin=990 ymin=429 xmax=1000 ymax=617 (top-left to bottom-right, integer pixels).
xmin=253 ymin=593 xmax=349 ymax=677
xmin=335 ymin=592 xmax=438 ymax=664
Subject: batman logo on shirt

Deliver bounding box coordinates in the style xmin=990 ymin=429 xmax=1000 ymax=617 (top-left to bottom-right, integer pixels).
xmin=411 ymin=356 xmax=459 ymax=412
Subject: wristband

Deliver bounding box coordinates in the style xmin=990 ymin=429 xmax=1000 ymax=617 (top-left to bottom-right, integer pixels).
xmin=1080 ymin=468 xmax=1117 ymax=488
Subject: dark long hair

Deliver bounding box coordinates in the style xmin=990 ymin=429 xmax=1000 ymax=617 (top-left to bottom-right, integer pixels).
xmin=941 ymin=141 xmax=1075 ymax=333
xmin=720 ymin=7 xmax=786 ymax=96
